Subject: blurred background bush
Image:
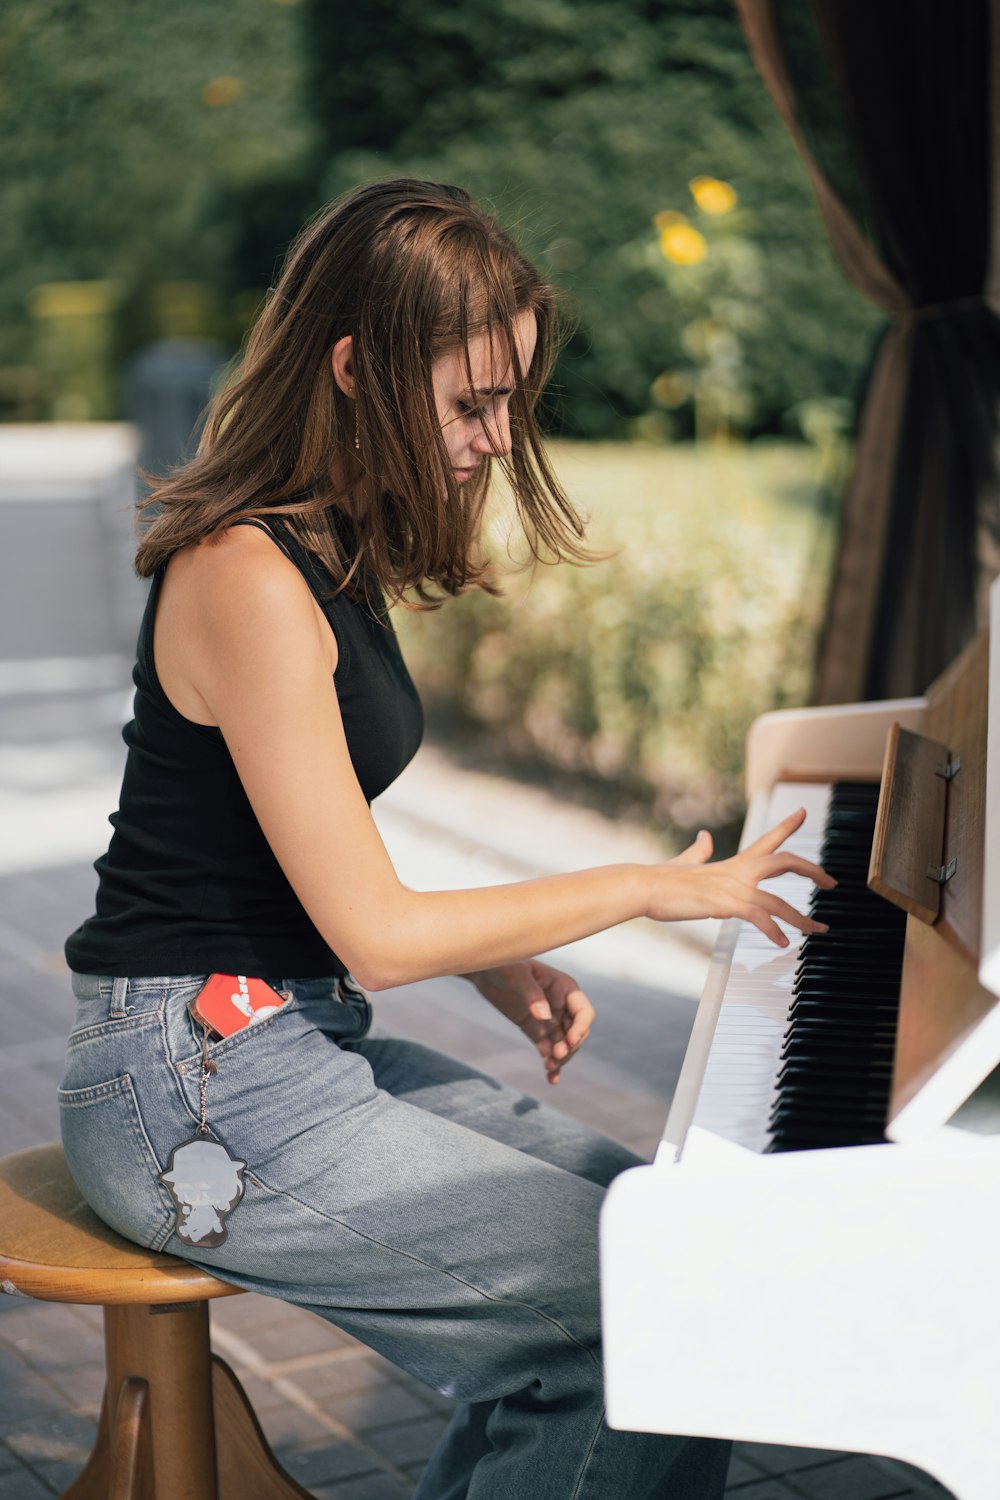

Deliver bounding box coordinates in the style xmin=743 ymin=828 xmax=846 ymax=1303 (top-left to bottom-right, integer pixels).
xmin=1 ymin=0 xmax=876 ymax=847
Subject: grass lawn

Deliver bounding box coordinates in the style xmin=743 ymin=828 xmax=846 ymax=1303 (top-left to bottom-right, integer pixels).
xmin=547 ymin=437 xmax=833 ymax=539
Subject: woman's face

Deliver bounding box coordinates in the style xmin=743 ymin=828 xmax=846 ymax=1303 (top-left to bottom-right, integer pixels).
xmin=432 ymin=310 xmax=538 ymax=483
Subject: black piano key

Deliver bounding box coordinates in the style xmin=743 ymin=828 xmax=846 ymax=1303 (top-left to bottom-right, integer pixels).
xmin=780 ymin=1023 xmax=897 ymax=1050
xmin=783 ymin=1036 xmax=897 ymax=1054
xmin=773 ymin=1096 xmax=890 ymax=1115
xmin=772 ymin=1104 xmax=891 ymax=1128
xmin=771 ymin=1114 xmax=890 ymax=1138
xmin=798 ymin=929 xmax=901 ymax=949
xmin=780 ymin=1057 xmax=895 ymax=1076
xmin=773 ymin=1100 xmax=891 ymax=1124
xmin=772 ymin=1072 xmax=891 ymax=1094
xmin=794 ymin=965 xmax=896 ymax=985
xmin=782 ymin=1017 xmax=897 ymax=1037
xmin=774 ymin=1084 xmax=893 ymax=1109
xmin=772 ymin=1089 xmax=891 ymax=1114
xmin=779 ymin=1041 xmax=895 ymax=1060
xmin=781 ymin=1045 xmax=896 ymax=1066
xmin=775 ymin=1045 xmax=894 ymax=1071
xmin=771 ymin=1080 xmax=892 ymax=1108
xmin=792 ymin=990 xmax=889 ymax=1015
xmin=790 ymin=985 xmax=899 ymax=1003
xmin=787 ymin=999 xmax=897 ymax=1015
xmin=788 ymin=992 xmax=898 ymax=1009
xmin=770 ymin=1129 xmax=887 ymax=1151
xmin=765 ymin=780 xmax=906 ymax=1154
xmin=788 ymin=992 xmax=899 ymax=1010
xmin=784 ymin=1001 xmax=898 ymax=1021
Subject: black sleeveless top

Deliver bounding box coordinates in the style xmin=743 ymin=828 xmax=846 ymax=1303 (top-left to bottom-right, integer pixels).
xmin=65 ymin=518 xmax=423 ymax=978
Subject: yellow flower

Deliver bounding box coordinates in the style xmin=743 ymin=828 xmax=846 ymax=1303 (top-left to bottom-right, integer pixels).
xmin=652 ymin=209 xmax=685 ymax=232
xmin=202 ymin=76 xmax=243 ymax=107
xmin=689 ymin=177 xmax=738 ymax=215
xmin=659 ymin=222 xmax=708 ymax=265
xmin=650 ymin=371 xmax=690 ymax=408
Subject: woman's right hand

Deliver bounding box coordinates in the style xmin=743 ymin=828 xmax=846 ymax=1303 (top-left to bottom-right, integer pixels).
xmin=647 ymin=807 xmax=835 ymax=948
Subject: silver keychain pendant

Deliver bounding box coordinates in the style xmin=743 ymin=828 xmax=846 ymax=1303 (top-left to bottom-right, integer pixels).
xmin=159 ymin=1011 xmax=246 ymax=1247
xmin=159 ymin=1134 xmax=247 ymax=1248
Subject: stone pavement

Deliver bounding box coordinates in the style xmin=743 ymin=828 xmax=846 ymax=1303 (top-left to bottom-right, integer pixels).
xmin=0 ymin=666 xmax=953 ymax=1498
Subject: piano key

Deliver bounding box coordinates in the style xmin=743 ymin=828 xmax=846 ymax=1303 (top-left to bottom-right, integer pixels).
xmin=780 ymin=1038 xmax=896 ymax=1059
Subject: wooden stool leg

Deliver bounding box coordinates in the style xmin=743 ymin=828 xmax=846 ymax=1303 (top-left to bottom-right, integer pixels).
xmin=59 ymin=1304 xmax=314 ymax=1500
xmin=104 ymin=1303 xmax=218 ymax=1500
xmin=212 ymin=1356 xmax=314 ymax=1500
xmin=109 ymin=1378 xmax=152 ymax=1500
xmin=60 ymin=1377 xmax=153 ymax=1500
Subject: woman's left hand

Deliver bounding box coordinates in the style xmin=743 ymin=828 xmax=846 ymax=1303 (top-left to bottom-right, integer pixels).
xmin=464 ymin=960 xmax=594 ymax=1085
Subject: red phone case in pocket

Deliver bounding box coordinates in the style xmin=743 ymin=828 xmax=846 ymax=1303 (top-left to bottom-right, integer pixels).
xmin=189 ymin=974 xmax=289 ymax=1039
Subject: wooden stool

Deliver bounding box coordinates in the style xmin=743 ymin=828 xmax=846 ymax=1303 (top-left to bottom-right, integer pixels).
xmin=0 ymin=1143 xmax=313 ymax=1500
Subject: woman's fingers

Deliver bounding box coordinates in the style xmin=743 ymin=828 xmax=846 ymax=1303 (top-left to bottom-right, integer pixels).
xmin=563 ymin=988 xmax=594 ymax=1049
xmin=540 ymin=982 xmax=593 ymax=1083
xmin=744 ymin=907 xmax=791 ymax=947
xmin=737 ymin=891 xmax=828 ymax=947
xmin=745 ymin=806 xmax=807 ymax=857
xmin=565 ymin=1025 xmax=592 ymax=1055
xmin=766 ymin=852 xmax=837 ymax=889
xmin=670 ymin=829 xmax=714 ymax=866
xmin=758 ymin=891 xmax=828 ymax=935
xmin=738 ymin=813 xmax=836 ymax=890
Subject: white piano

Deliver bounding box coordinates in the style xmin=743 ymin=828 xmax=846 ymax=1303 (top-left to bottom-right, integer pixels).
xmin=600 ymin=577 xmax=1000 ymax=1500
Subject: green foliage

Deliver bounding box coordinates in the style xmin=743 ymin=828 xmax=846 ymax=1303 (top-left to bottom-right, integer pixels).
xmin=0 ymin=0 xmax=315 ymax=413
xmin=308 ymin=0 xmax=882 ymax=438
xmin=396 ymin=441 xmax=838 ymax=845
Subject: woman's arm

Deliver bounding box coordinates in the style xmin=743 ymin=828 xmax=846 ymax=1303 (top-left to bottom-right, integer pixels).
xmin=181 ymin=530 xmax=832 ymax=992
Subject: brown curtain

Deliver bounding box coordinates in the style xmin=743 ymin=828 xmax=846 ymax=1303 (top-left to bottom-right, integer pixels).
xmin=735 ymin=0 xmax=1000 ymax=701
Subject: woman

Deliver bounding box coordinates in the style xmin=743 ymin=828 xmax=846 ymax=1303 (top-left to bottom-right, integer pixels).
xmin=62 ymin=179 xmax=831 ymax=1498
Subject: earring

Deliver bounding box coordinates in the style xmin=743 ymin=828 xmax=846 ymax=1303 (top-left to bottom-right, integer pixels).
xmin=354 ymin=406 xmax=360 ymax=452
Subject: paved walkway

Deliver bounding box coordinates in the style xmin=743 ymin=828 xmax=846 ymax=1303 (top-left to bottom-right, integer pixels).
xmin=0 ymin=658 xmax=952 ymax=1499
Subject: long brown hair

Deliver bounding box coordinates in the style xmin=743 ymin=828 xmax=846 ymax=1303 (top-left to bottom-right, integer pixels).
xmin=135 ymin=179 xmax=589 ymax=605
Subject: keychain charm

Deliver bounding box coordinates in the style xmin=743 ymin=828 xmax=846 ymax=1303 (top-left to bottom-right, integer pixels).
xmin=159 ymin=1007 xmax=247 ymax=1247
xmin=159 ymin=1135 xmax=246 ymax=1248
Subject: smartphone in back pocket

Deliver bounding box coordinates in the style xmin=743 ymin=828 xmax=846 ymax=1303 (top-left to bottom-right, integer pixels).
xmin=189 ymin=975 xmax=289 ymax=1039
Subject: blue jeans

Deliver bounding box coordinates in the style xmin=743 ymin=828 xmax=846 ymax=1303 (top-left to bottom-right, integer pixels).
xmin=60 ymin=973 xmax=730 ymax=1499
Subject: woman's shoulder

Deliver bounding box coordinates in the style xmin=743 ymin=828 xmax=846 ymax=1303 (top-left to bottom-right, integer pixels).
xmin=168 ymin=522 xmax=299 ymax=597
xmin=163 ymin=523 xmax=335 ymax=662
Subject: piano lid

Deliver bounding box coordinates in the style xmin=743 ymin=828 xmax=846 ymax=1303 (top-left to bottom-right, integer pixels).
xmin=885 ymin=574 xmax=1000 ymax=1142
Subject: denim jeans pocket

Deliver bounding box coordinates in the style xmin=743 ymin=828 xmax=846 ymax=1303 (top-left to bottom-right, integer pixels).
xmin=169 ymin=981 xmax=304 ymax=1074
xmin=63 ymin=1009 xmax=160 ymax=1060
xmin=59 ymin=1074 xmax=175 ymax=1250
